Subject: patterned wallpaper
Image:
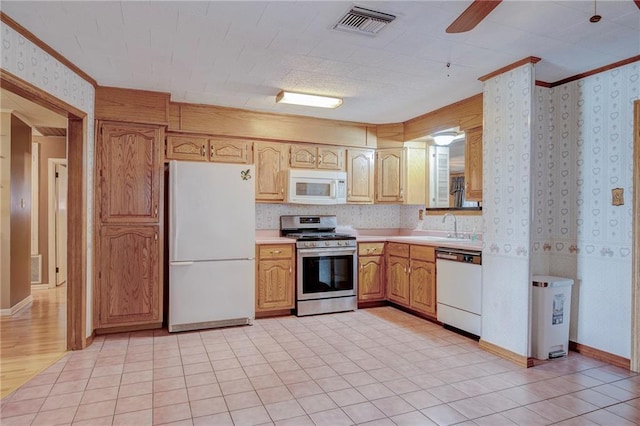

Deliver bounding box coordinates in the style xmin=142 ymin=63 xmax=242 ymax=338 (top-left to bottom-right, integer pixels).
xmin=1 ymin=22 xmax=96 ymax=338
xmin=533 ymin=61 xmax=638 ymax=358
xmin=481 ymin=63 xmax=535 ymax=356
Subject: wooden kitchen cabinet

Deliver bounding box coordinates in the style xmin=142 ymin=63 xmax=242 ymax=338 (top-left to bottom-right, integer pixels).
xmin=387 ymin=242 xmax=410 ymax=305
xmin=166 ymin=134 xmax=208 ymax=161
xmin=409 ymin=245 xmax=436 ymax=316
xmin=98 ymin=122 xmax=162 ymax=223
xmin=346 ymin=148 xmax=374 ymax=203
xmin=209 ymin=138 xmax=252 ymax=164
xmin=96 ymin=225 xmax=162 ymax=328
xmin=358 ymin=243 xmax=385 ymax=301
xmin=256 ymin=244 xmax=295 ymax=312
xmin=464 ymin=126 xmax=483 ymax=202
xmin=290 ymin=144 xmax=344 ymax=170
xmin=167 ymin=134 xmax=253 ymax=164
xmin=95 ymin=121 xmax=164 ymax=332
xmin=375 ymin=147 xmax=425 ymax=204
xmin=255 ymin=142 xmax=288 ymax=202
xmin=376 ymin=148 xmax=404 ymax=202
xmin=385 ymin=243 xmax=437 ymax=318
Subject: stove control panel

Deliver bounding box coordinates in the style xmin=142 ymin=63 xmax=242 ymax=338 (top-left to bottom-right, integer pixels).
xmin=297 ymin=240 xmax=356 ymax=249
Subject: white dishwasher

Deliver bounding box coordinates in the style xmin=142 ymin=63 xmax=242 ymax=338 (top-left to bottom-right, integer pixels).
xmin=436 ymin=248 xmax=482 ymax=337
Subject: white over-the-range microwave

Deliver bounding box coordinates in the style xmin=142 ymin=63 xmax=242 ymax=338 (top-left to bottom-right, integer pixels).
xmin=286 ymin=169 xmax=347 ymax=205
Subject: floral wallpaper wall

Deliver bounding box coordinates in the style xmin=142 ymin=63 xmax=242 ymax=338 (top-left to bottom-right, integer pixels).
xmin=481 ymin=63 xmax=535 ymax=356
xmin=534 ymin=61 xmax=638 ymax=358
xmin=1 ymin=22 xmax=96 ymax=338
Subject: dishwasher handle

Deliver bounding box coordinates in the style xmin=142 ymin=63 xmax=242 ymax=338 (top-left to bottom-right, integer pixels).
xmin=436 ymin=248 xmax=482 ymax=265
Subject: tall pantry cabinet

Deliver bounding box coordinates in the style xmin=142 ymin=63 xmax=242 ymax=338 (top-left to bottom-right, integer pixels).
xmin=94 ymin=122 xmax=164 ymax=331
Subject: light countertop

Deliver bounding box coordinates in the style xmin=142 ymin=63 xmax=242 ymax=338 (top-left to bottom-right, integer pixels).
xmin=256 ymin=229 xmax=483 ymax=251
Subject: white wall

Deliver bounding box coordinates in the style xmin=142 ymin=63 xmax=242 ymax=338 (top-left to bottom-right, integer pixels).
xmin=481 ymin=63 xmax=535 ymax=356
xmin=533 ymin=61 xmax=638 ymax=358
xmin=1 ymin=22 xmax=95 ymax=338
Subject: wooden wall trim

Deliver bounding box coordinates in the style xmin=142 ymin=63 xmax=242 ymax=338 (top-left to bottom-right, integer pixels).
xmin=403 ymin=94 xmax=483 ymax=142
xmin=478 ymin=56 xmax=542 ymax=83
xmin=1 ymin=69 xmax=85 ymax=119
xmin=550 ymin=55 xmax=640 ymax=88
xmin=170 ymin=102 xmax=373 ymax=147
xmin=569 ymin=341 xmax=631 ymax=370
xmin=95 ymin=86 xmax=170 ymax=125
xmin=632 ymin=100 xmax=640 ymax=373
xmin=0 ymin=12 xmax=97 ymax=87
xmin=479 ymin=339 xmax=533 ymax=368
xmin=535 ymin=80 xmax=552 ymax=88
xmin=66 ymin=117 xmax=87 ymax=350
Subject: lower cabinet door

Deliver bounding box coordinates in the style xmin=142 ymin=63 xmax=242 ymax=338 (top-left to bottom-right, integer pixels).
xmin=387 ymin=256 xmax=409 ymax=305
xmin=409 ymin=260 xmax=436 ymax=316
xmin=257 ymin=259 xmax=294 ymax=311
xmin=358 ymin=255 xmax=385 ymax=301
xmin=98 ymin=225 xmax=161 ymax=327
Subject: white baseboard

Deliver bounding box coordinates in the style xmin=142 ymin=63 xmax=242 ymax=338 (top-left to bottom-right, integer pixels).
xmin=0 ymin=295 xmax=34 ymax=316
xmin=31 ymin=284 xmax=50 ymax=290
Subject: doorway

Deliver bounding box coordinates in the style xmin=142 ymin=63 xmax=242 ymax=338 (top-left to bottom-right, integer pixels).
xmin=633 ymin=100 xmax=639 ymax=373
xmin=1 ymin=70 xmax=87 ymax=353
xmin=48 ymin=159 xmax=68 ymax=288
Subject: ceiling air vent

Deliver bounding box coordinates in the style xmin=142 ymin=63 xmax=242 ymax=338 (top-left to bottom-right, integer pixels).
xmin=334 ymin=6 xmax=396 ymax=36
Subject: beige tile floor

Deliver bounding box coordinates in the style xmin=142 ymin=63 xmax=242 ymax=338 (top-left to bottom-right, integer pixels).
xmin=1 ymin=307 xmax=638 ymax=425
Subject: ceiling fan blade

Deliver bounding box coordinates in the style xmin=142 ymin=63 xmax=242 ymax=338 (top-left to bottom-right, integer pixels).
xmin=446 ymin=0 xmax=503 ymax=34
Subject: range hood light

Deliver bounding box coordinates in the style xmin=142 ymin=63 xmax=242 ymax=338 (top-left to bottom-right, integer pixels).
xmin=275 ymin=91 xmax=343 ymax=109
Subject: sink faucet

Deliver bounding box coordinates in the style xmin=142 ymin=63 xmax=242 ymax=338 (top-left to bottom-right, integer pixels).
xmin=442 ymin=213 xmax=458 ymax=238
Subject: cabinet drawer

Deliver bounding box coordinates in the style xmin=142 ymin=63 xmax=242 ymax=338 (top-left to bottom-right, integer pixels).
xmin=258 ymin=244 xmax=293 ymax=259
xmin=387 ymin=242 xmax=409 ymax=258
xmin=410 ymin=245 xmax=435 ymax=262
xmin=358 ymin=243 xmax=385 ymax=256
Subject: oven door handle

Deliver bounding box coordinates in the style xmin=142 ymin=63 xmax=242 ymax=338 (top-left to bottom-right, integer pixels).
xmin=297 ymin=247 xmax=356 ymax=256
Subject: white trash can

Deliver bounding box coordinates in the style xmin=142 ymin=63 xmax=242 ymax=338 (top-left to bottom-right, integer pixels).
xmin=531 ymin=275 xmax=574 ymax=360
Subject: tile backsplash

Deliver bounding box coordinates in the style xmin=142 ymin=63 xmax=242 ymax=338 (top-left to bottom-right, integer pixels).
xmin=256 ymin=204 xmax=483 ymax=234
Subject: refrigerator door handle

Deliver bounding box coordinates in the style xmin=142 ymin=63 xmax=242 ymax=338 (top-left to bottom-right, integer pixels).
xmin=170 ymin=261 xmax=194 ymax=266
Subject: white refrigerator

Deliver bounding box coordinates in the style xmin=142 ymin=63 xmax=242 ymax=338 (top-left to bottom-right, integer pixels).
xmin=169 ymin=160 xmax=255 ymax=332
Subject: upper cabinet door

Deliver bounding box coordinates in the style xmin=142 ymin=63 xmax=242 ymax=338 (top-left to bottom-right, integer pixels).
xmin=464 ymin=126 xmax=483 ymax=202
xmin=347 ymin=149 xmax=374 ymax=203
xmin=376 ymin=148 xmax=405 ymax=202
xmin=289 ymin=145 xmax=316 ymax=168
xmin=99 ymin=122 xmax=162 ymax=223
xmin=255 ymin=142 xmax=287 ymax=202
xmin=166 ymin=134 xmax=208 ymax=161
xmin=317 ymin=146 xmax=344 ymax=170
xmin=209 ymin=138 xmax=253 ymax=164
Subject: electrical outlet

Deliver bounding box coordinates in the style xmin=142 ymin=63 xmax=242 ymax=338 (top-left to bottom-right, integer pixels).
xmin=418 ymin=209 xmax=424 ymax=220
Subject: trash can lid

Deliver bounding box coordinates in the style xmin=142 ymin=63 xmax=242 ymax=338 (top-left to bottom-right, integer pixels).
xmin=532 ymin=275 xmax=574 ymax=288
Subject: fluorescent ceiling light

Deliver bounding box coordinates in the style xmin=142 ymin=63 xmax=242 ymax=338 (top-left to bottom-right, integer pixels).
xmin=276 ymin=91 xmax=343 ymax=109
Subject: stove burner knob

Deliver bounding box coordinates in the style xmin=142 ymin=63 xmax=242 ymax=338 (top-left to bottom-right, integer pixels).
xmin=337 ymin=241 xmax=343 ymax=246
xmin=313 ymin=242 xmax=317 ymax=247
xmin=305 ymin=242 xmax=312 ymax=248
xmin=325 ymin=241 xmax=330 ymax=246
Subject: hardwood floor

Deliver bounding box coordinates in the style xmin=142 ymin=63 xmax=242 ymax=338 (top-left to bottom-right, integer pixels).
xmin=0 ymin=284 xmax=67 ymax=398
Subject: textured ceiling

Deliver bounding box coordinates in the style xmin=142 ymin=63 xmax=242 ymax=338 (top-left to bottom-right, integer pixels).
xmin=2 ymin=1 xmax=639 ymax=124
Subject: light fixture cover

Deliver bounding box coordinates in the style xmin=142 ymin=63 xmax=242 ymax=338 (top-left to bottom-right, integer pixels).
xmin=433 ymin=134 xmax=456 ymax=146
xmin=276 ymin=91 xmax=343 ymax=108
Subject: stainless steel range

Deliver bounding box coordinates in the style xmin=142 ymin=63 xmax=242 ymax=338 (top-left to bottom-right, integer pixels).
xmin=280 ymin=215 xmax=357 ymax=316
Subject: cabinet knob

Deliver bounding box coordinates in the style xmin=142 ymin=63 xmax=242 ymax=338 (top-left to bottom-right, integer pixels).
xmin=201 ymin=145 xmax=206 ymax=157
xmin=271 ymin=250 xmax=282 ymax=254
xmin=154 ymin=205 xmax=158 ymax=217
